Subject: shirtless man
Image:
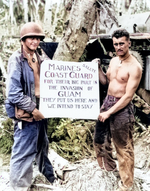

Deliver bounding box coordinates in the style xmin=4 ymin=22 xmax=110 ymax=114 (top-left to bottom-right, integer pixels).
xmin=93 ymin=29 xmax=142 ymax=191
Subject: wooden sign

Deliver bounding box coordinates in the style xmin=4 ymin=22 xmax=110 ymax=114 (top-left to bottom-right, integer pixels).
xmin=39 ymin=60 xmax=100 ymax=120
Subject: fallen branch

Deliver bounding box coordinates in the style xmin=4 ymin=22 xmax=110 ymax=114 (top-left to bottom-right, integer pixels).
xmin=32 ymin=183 xmax=57 ymax=189
xmin=136 ymin=121 xmax=147 ymax=131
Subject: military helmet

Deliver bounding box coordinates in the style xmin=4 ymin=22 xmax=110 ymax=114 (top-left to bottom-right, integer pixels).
xmin=20 ymin=22 xmax=45 ymax=41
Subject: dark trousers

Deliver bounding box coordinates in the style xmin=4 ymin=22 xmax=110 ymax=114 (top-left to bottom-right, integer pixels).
xmin=94 ymin=95 xmax=135 ymax=188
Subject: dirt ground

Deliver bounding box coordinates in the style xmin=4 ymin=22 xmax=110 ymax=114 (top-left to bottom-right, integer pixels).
xmin=0 ymin=126 xmax=150 ymax=191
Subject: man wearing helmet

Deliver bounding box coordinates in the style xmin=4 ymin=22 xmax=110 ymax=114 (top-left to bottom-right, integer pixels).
xmin=6 ymin=22 xmax=56 ymax=191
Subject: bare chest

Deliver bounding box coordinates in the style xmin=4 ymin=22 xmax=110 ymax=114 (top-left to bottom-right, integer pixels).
xmin=107 ymin=64 xmax=129 ymax=83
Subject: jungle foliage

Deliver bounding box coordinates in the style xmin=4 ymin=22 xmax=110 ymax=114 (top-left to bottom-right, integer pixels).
xmin=0 ymin=117 xmax=95 ymax=162
xmin=48 ymin=118 xmax=95 ymax=162
xmin=0 ymin=118 xmax=14 ymax=154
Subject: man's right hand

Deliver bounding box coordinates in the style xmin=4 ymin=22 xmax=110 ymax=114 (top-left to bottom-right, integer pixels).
xmin=32 ymin=108 xmax=45 ymax=121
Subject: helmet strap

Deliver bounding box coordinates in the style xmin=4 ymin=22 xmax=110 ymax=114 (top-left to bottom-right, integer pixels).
xmin=21 ymin=44 xmax=23 ymax=54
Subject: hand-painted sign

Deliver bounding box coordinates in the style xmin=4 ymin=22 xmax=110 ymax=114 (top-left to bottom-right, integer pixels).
xmin=39 ymin=60 xmax=100 ymax=120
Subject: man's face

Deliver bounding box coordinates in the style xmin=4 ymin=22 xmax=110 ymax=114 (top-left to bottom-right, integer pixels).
xmin=112 ymin=36 xmax=130 ymax=56
xmin=23 ymin=37 xmax=40 ymax=52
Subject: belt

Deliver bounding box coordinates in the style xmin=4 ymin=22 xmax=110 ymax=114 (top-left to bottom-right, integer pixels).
xmin=107 ymin=95 xmax=120 ymax=102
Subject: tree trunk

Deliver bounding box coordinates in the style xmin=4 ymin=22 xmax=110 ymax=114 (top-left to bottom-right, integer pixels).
xmin=53 ymin=0 xmax=96 ymax=61
xmin=52 ymin=1 xmax=62 ymax=35
xmin=35 ymin=0 xmax=40 ymax=22
xmin=44 ymin=0 xmax=52 ymax=33
xmin=97 ymin=1 xmax=119 ymax=32
xmin=23 ymin=0 xmax=28 ymax=22
xmin=9 ymin=0 xmax=15 ymax=24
